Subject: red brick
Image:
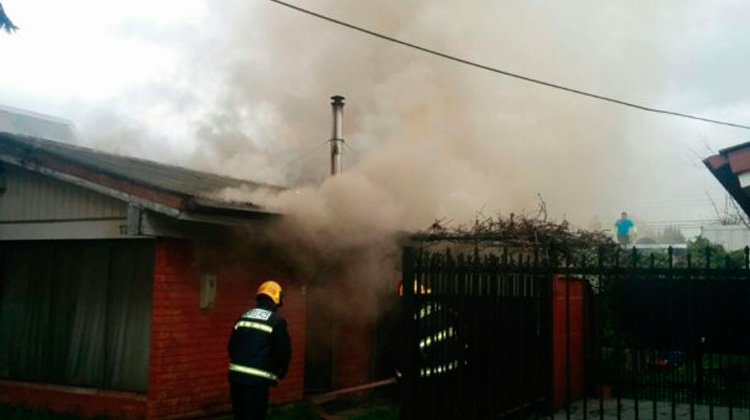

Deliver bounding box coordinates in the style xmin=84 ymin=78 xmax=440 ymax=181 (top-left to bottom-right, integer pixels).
xmin=0 ymin=380 xmax=147 ymax=419
xmin=1 ymin=237 xmax=310 ymax=420
xmin=147 ymin=239 xmax=306 ymax=419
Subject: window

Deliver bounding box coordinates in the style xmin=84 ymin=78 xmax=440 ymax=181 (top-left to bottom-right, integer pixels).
xmin=0 ymin=240 xmax=154 ymax=392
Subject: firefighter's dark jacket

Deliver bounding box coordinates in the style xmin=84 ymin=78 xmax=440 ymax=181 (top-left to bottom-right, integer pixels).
xmin=227 ymin=296 xmax=292 ymax=386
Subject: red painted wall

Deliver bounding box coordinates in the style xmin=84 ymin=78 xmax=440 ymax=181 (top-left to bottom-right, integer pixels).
xmin=552 ymin=275 xmax=584 ymax=408
xmin=147 ymin=239 xmax=306 ymax=420
xmin=332 ymin=324 xmax=374 ymax=390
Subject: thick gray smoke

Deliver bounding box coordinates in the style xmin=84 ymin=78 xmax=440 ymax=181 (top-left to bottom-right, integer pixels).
xmin=72 ymin=1 xmax=749 ymax=231
xmin=65 ymin=1 xmax=750 ymax=317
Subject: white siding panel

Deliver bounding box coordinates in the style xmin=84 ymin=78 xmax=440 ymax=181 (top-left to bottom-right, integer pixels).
xmin=0 ymin=220 xmax=128 ymax=240
xmin=701 ymin=225 xmax=750 ymax=251
xmin=0 ymin=165 xmax=127 ymax=222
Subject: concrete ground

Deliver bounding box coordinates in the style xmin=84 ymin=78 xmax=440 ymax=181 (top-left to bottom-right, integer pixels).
xmin=555 ymin=399 xmax=749 ymax=420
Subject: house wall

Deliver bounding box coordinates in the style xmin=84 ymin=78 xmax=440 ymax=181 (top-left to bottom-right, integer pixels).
xmin=0 ymin=239 xmax=154 ymax=419
xmin=304 ymin=285 xmax=379 ymax=395
xmin=0 ymin=165 xmax=130 ymax=240
xmin=332 ymin=324 xmax=374 ymax=390
xmin=0 ymin=165 xmax=127 ymax=223
xmin=0 ymin=381 xmax=146 ymax=419
xmin=147 ymin=238 xmax=306 ymax=420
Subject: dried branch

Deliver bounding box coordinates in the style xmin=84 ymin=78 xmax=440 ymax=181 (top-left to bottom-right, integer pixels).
xmin=535 ymin=193 xmax=548 ymax=222
xmin=706 ymin=191 xmax=723 ymax=223
xmin=413 ymin=212 xmax=616 ymax=256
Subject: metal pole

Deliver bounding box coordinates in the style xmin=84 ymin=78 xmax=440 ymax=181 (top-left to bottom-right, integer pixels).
xmin=330 ymin=95 xmax=345 ymax=176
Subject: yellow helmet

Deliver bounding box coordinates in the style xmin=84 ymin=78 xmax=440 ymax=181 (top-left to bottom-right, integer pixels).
xmin=257 ymin=280 xmax=283 ymax=306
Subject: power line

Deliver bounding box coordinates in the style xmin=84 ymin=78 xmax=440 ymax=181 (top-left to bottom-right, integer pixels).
xmin=267 ymin=0 xmax=750 ymax=131
xmin=278 ymin=139 xmax=329 ymax=170
xmin=344 ymin=141 xmax=357 ymax=153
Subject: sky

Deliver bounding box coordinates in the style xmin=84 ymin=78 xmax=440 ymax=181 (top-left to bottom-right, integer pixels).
xmin=1 ymin=0 xmax=749 ymax=237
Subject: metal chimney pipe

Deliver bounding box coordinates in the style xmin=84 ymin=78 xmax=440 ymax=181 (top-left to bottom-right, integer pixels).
xmin=330 ymin=95 xmax=345 ymax=176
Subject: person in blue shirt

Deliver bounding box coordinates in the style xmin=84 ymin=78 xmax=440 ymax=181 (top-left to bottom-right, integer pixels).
xmin=614 ymin=212 xmax=636 ymax=246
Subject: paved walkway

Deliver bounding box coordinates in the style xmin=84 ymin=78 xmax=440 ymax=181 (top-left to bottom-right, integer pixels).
xmin=555 ymin=399 xmax=749 ymax=420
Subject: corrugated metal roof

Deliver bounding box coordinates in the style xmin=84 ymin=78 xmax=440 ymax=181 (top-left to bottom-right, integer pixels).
xmin=0 ymin=105 xmax=285 ymax=217
xmin=4 ymin=134 xmax=284 ymax=200
xmin=0 ymin=104 xmax=77 ymax=144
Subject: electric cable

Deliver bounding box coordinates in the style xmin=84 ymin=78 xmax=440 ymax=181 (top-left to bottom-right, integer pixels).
xmin=278 ymin=139 xmax=329 ymax=170
xmin=267 ymin=0 xmax=750 ymax=130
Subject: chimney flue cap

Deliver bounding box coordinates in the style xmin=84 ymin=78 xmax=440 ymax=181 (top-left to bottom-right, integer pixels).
xmin=331 ymin=95 xmax=345 ymax=105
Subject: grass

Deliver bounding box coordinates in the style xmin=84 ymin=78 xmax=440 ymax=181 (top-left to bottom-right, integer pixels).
xmin=0 ymin=405 xmax=110 ymax=420
xmin=209 ymin=402 xmax=321 ymax=420
xmin=267 ymin=402 xmax=321 ymax=420
xmin=343 ymin=405 xmax=400 ymax=420
xmin=267 ymin=401 xmax=399 ymax=420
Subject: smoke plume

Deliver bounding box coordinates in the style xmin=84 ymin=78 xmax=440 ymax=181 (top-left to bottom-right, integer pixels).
xmin=71 ymin=0 xmax=750 ymax=229
xmin=61 ymin=0 xmax=750 ymax=316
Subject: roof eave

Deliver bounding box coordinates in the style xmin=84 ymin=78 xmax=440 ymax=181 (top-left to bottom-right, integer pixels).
xmin=0 ymin=132 xmax=287 ymax=207
xmin=0 ymin=132 xmax=284 ymax=222
xmin=719 ymin=140 xmax=750 ymax=156
xmin=704 ymin=153 xmax=750 ymax=218
xmin=183 ymin=196 xmax=281 ymax=220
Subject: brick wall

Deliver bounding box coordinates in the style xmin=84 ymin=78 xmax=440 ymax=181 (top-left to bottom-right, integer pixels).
xmin=0 ymin=380 xmax=146 ymax=419
xmin=147 ymin=239 xmax=306 ymax=420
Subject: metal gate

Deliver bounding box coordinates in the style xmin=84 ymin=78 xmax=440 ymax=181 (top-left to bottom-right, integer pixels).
xmin=400 ymin=245 xmax=750 ymax=420
xmin=400 ymin=247 xmax=553 ymax=420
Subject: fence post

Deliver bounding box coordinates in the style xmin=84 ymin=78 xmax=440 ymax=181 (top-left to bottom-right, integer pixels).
xmin=402 ymin=246 xmax=417 ymax=420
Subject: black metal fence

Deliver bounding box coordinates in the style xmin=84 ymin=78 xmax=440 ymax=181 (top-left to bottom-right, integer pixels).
xmin=400 ymin=246 xmax=553 ymax=420
xmin=400 ymin=245 xmax=750 ymax=420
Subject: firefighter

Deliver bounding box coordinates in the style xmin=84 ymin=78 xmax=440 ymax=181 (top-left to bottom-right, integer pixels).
xmin=227 ymin=281 xmax=292 ymax=420
xmin=395 ymin=279 xmax=466 ymax=419
xmin=396 ymin=280 xmax=464 ymax=380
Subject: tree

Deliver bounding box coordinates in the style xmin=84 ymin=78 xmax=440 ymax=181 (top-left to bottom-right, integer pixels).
xmin=687 ymin=236 xmax=745 ymax=268
xmin=656 ymin=226 xmax=686 ymax=244
xmin=0 ymin=2 xmax=18 ymax=33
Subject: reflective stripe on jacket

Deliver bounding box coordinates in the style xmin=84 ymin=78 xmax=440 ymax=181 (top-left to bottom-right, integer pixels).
xmin=227 ymin=298 xmax=292 ymax=386
xmin=229 ymin=363 xmax=279 ymax=382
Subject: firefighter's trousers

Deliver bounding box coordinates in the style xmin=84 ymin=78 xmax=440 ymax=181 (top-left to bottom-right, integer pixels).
xmin=230 ymin=382 xmax=270 ymax=420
